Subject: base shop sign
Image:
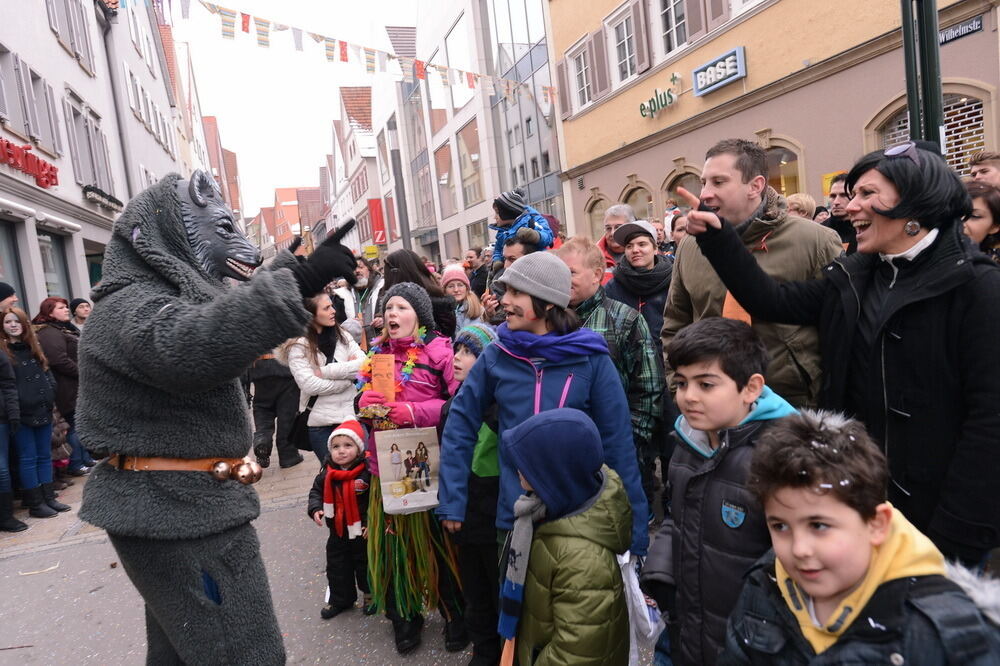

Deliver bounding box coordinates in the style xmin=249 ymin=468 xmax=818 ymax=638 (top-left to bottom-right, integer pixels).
xmin=693 ymin=47 xmax=747 ymax=97
xmin=0 ymin=139 xmax=59 ymax=188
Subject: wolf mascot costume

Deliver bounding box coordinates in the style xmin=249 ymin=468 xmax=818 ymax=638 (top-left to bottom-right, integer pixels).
xmin=77 ymin=171 xmax=357 ymax=664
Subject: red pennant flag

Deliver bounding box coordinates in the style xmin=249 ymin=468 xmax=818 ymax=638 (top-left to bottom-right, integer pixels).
xmin=414 ymin=59 xmax=426 ymax=80
xmin=339 ymin=40 xmax=348 ymax=62
xmin=466 ymin=72 xmax=475 ymax=89
xmin=240 ymin=12 xmax=250 ymax=32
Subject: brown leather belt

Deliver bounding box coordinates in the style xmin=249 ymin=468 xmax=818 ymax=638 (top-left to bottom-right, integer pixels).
xmin=107 ymin=455 xmax=263 ymax=484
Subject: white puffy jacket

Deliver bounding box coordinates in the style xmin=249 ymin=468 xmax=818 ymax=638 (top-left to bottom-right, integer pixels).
xmin=284 ymin=332 xmax=364 ymax=426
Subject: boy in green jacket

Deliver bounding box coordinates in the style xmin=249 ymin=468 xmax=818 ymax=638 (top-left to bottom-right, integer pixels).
xmin=498 ymin=408 xmax=631 ymax=666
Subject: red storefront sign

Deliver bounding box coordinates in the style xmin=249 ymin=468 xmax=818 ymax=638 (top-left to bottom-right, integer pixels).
xmin=368 ymin=198 xmax=387 ymax=245
xmin=0 ymin=139 xmax=59 ymax=189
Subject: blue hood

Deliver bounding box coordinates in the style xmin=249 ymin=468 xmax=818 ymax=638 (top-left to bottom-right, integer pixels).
xmin=502 ymin=408 xmax=604 ymax=519
xmin=674 ymin=385 xmax=797 ymax=458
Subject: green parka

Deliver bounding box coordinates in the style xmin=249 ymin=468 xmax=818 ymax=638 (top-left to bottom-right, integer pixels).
xmin=517 ymin=467 xmax=632 ymax=666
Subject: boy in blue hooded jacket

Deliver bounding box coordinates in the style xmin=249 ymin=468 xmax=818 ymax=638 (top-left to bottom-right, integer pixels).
xmin=437 ymin=252 xmax=649 ymax=557
xmin=639 ymin=317 xmax=797 ymax=666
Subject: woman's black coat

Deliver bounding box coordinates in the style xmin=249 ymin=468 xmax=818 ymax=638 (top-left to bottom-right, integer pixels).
xmin=696 ymin=221 xmax=1000 ymax=564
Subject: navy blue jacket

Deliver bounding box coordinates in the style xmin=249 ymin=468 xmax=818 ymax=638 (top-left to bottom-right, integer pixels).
xmin=437 ymin=339 xmax=649 ymax=555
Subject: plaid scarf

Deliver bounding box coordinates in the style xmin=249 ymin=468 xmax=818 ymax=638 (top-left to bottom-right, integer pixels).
xmin=323 ymin=461 xmax=366 ymax=539
xmin=498 ymin=492 xmax=547 ymax=663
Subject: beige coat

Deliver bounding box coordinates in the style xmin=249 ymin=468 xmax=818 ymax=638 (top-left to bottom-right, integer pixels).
xmin=661 ymin=188 xmax=842 ymax=407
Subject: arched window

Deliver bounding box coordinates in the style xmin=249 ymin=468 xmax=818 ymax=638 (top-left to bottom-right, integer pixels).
xmin=878 ymin=94 xmax=985 ymax=172
xmin=587 ymin=199 xmax=609 ymax=240
xmin=666 ymin=173 xmax=701 ymax=211
xmin=766 ymin=147 xmax=799 ymax=196
xmin=625 ymin=187 xmax=653 ymax=221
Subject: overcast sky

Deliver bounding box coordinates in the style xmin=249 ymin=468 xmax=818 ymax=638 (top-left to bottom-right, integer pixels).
xmin=167 ymin=0 xmax=417 ymax=217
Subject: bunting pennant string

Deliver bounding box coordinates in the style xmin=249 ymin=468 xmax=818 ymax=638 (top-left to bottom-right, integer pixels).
xmin=218 ymin=7 xmax=236 ymax=38
xmin=254 ymin=18 xmax=269 ymax=47
xmin=188 ymin=1 xmax=556 ymax=100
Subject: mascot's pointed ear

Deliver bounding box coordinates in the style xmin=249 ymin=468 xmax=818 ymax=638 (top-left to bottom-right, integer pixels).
xmin=188 ymin=169 xmax=215 ymax=208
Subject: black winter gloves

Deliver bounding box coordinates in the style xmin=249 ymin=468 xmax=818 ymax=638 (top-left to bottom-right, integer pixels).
xmin=289 ymin=219 xmax=358 ymax=297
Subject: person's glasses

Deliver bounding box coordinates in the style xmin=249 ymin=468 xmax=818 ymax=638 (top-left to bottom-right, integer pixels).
xmin=884 ymin=141 xmax=922 ymax=168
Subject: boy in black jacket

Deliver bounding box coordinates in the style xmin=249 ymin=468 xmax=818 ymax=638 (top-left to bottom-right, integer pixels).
xmin=307 ymin=420 xmax=372 ymax=620
xmin=720 ymin=410 xmax=1000 ymax=664
xmin=640 ymin=318 xmax=797 ymax=666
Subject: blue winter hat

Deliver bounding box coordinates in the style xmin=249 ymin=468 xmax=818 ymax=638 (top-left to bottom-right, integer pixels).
xmin=502 ymin=408 xmax=604 ymax=519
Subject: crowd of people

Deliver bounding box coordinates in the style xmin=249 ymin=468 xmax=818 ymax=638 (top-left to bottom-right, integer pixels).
xmin=5 ymin=139 xmax=1000 ymax=665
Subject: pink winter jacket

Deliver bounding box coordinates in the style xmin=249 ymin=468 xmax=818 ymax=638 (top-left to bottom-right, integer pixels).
xmin=365 ymin=334 xmax=457 ymax=477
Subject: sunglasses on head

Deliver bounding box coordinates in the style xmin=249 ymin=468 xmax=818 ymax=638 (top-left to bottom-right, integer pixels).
xmin=884 ymin=140 xmax=922 ymax=169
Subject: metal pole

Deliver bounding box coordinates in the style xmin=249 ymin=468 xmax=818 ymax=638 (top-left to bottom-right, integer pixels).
xmin=915 ymin=0 xmax=945 ymax=150
xmin=900 ymin=0 xmax=924 ymax=141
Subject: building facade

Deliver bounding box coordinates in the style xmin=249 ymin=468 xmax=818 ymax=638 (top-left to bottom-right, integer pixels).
xmin=546 ymin=0 xmax=997 ymax=237
xmin=0 ymin=1 xmax=219 ymax=313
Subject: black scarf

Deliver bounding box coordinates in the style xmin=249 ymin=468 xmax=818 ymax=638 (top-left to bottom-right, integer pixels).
xmin=612 ymin=254 xmax=672 ymax=296
xmin=317 ymin=326 xmax=339 ymax=359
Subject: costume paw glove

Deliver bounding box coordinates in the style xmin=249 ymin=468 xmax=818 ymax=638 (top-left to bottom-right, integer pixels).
xmin=289 ymin=219 xmax=358 ymax=297
xmin=386 ymin=402 xmax=415 ymax=427
xmin=358 ymin=391 xmax=386 ymax=409
xmin=515 ymin=226 xmax=541 ymax=246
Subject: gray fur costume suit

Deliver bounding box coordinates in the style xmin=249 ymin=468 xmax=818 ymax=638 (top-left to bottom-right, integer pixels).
xmin=77 ymin=173 xmax=315 ymax=665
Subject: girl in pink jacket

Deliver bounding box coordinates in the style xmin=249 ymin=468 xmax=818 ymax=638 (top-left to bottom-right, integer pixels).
xmin=356 ymin=282 xmax=466 ymax=656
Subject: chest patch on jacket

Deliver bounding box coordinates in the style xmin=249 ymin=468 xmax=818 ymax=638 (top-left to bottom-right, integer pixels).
xmin=721 ymin=500 xmax=747 ymax=528
xmin=354 ymin=479 xmax=369 ymax=494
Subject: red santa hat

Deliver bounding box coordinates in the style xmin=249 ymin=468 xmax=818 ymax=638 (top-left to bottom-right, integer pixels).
xmin=328 ymin=420 xmax=366 ymax=456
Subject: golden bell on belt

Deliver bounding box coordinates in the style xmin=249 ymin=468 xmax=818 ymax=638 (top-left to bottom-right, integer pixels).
xmin=232 ymin=463 xmax=256 ymax=485
xmin=210 ymin=461 xmax=232 ymax=481
xmin=246 ymin=461 xmax=263 ymax=483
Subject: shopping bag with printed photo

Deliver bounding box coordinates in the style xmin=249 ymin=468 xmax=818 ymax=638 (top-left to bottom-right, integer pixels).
xmin=374 ymin=427 xmax=440 ymax=515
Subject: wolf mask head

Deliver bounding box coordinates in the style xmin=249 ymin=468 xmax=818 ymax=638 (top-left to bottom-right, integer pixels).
xmin=177 ymin=170 xmax=261 ymax=282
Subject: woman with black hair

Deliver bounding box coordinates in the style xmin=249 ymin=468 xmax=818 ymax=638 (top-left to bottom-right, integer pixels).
xmin=676 ymin=143 xmax=1000 ymax=566
xmin=963 ymin=181 xmax=1000 ymax=263
xmin=381 ymin=249 xmax=457 ymax=338
xmin=281 ymin=293 xmax=365 ymax=464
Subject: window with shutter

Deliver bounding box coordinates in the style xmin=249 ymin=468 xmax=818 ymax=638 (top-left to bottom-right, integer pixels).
xmin=587 ymin=29 xmax=612 ymax=100
xmin=878 ymin=94 xmax=986 ymax=173
xmin=46 ymin=0 xmax=60 ymax=35
xmin=13 ymin=56 xmax=40 ymax=141
xmin=658 ymin=0 xmax=688 ymax=55
xmin=122 ymin=62 xmax=135 ymax=109
xmin=71 ymin=0 xmax=95 ymax=73
xmin=0 ymin=65 xmax=8 ymax=123
xmin=610 ymin=14 xmax=637 ymax=83
xmin=94 ymin=126 xmax=112 ymax=194
xmin=53 ymin=0 xmax=74 ymax=53
xmin=572 ymin=49 xmax=592 ymax=108
xmin=45 ymin=84 xmax=63 ymax=156
xmin=631 ymin=0 xmax=650 ymax=74
xmin=63 ymin=98 xmax=83 ymax=183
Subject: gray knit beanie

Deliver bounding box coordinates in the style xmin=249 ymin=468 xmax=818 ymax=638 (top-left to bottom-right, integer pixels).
xmin=382 ymin=282 xmax=437 ymax=331
xmin=494 ymin=188 xmax=527 ymax=220
xmin=496 ymin=252 xmax=571 ymax=308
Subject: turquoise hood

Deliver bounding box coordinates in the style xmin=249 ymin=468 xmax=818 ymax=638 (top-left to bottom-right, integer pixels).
xmin=673 ymin=385 xmax=797 ymax=458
